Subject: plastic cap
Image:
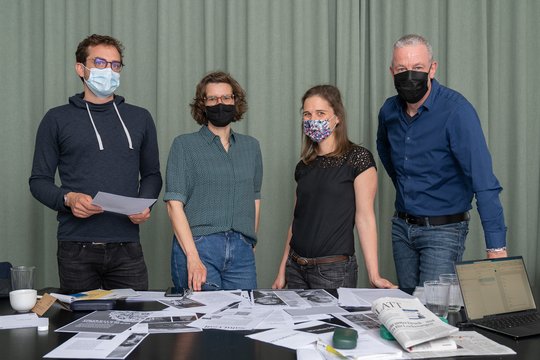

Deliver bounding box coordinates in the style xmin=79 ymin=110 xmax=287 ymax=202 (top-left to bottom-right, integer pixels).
xmin=37 ymin=317 xmax=49 ymax=332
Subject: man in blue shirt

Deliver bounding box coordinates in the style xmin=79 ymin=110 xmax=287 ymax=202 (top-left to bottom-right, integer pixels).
xmin=377 ymin=34 xmax=507 ymax=288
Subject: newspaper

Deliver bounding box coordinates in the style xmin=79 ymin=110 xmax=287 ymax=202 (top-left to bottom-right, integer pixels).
xmin=372 ymin=297 xmax=458 ymax=351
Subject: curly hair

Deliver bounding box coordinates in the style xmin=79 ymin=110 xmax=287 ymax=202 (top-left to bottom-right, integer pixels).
xmin=190 ymin=71 xmax=248 ymax=125
xmin=75 ymin=34 xmax=125 ymax=64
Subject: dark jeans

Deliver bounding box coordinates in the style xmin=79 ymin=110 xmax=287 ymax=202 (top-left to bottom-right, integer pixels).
xmin=57 ymin=241 xmax=148 ymax=292
xmin=285 ymin=255 xmax=358 ymax=289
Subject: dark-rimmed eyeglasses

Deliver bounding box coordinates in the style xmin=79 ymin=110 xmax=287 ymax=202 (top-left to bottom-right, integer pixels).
xmin=204 ymin=94 xmax=235 ymax=106
xmin=87 ymin=57 xmax=124 ymax=73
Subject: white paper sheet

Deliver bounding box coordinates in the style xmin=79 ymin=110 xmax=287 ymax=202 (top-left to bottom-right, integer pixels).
xmin=401 ymin=331 xmax=516 ymax=359
xmin=131 ymin=313 xmax=202 ymax=333
xmin=92 ymin=191 xmax=156 ymax=215
xmin=337 ymin=287 xmax=413 ymax=307
xmin=44 ymin=330 xmax=148 ymax=359
xmin=317 ymin=332 xmax=403 ymax=359
xmin=0 ymin=313 xmax=40 ymax=330
xmin=189 ymin=307 xmax=272 ymax=330
xmin=55 ymin=310 xmax=153 ymax=334
xmin=246 ymin=328 xmax=319 ymax=350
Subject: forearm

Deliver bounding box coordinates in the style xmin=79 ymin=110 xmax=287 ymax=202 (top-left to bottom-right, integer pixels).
xmin=166 ymin=201 xmax=198 ymax=259
xmin=476 ymin=189 xmax=507 ymax=249
xmin=29 ymin=177 xmax=67 ymax=211
xmin=277 ymin=226 xmax=293 ymax=275
xmin=356 ymin=213 xmax=382 ymax=282
xmin=138 ymin=171 xmax=163 ymax=199
xmin=254 ymin=199 xmax=261 ymax=234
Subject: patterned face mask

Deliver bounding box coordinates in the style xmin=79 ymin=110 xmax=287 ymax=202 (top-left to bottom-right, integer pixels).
xmin=303 ymin=116 xmax=336 ymax=143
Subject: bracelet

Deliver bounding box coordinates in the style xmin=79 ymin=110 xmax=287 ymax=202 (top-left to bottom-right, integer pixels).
xmin=486 ymin=246 xmax=507 ymax=253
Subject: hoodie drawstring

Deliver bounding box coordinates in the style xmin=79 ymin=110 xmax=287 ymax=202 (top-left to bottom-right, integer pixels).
xmin=85 ymin=102 xmax=133 ymax=151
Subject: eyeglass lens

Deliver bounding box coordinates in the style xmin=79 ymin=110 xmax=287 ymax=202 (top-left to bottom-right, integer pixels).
xmin=92 ymin=57 xmax=123 ymax=72
xmin=205 ymin=95 xmax=234 ymax=105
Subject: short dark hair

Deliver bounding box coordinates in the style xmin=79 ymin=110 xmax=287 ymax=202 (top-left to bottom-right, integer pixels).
xmin=190 ymin=71 xmax=248 ymax=125
xmin=75 ymin=34 xmax=125 ymax=64
xmin=300 ymin=85 xmax=352 ymax=164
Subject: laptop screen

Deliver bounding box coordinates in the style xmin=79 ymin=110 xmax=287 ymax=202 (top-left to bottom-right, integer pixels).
xmin=455 ymin=256 xmax=536 ymax=320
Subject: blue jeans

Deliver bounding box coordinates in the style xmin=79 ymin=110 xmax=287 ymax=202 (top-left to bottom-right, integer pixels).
xmin=57 ymin=241 xmax=148 ymax=292
xmin=285 ymin=255 xmax=358 ymax=289
xmin=171 ymin=231 xmax=257 ymax=290
xmin=391 ymin=216 xmax=469 ymax=288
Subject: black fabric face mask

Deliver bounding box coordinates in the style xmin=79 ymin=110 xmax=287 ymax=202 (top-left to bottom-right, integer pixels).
xmin=205 ymin=104 xmax=236 ymax=127
xmin=393 ymin=70 xmax=430 ymax=104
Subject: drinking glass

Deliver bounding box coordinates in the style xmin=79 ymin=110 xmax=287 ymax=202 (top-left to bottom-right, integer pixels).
xmin=423 ymin=280 xmax=450 ymax=318
xmin=10 ymin=266 xmax=35 ymax=290
xmin=439 ymin=273 xmax=462 ymax=313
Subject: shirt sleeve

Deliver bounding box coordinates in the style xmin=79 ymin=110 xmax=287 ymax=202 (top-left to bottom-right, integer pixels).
xmin=163 ymin=137 xmax=188 ymax=204
xmin=28 ymin=112 xmax=69 ymax=212
xmin=448 ymin=103 xmax=507 ymax=249
xmin=253 ymin=140 xmax=263 ymax=200
xmin=138 ymin=112 xmax=163 ymax=200
xmin=376 ymin=108 xmax=397 ymax=186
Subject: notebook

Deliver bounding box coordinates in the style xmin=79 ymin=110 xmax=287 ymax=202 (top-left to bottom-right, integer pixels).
xmin=455 ymin=256 xmax=540 ymax=339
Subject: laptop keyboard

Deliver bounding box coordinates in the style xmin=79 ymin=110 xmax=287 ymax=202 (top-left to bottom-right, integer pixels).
xmin=477 ymin=312 xmax=540 ymax=329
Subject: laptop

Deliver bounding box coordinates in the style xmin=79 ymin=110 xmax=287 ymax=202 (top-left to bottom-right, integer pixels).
xmin=455 ymin=256 xmax=540 ymax=339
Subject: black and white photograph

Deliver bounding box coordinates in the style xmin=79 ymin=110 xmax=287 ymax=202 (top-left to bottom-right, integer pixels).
xmin=141 ymin=315 xmax=201 ymax=333
xmin=56 ymin=311 xmax=153 ymax=334
xmin=252 ymin=290 xmax=287 ymax=306
xmin=295 ymin=289 xmax=337 ymax=307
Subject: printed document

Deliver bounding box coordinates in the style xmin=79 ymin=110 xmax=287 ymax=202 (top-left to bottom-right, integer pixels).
xmin=44 ymin=330 xmax=147 ymax=359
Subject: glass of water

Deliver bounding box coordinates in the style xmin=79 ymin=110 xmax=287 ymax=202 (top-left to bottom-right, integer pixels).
xmin=439 ymin=273 xmax=462 ymax=313
xmin=423 ymin=280 xmax=450 ymax=319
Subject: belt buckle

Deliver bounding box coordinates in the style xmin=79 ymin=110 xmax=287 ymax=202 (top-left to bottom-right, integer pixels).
xmin=91 ymin=242 xmax=107 ymax=248
xmin=405 ymin=215 xmax=416 ymax=225
xmin=296 ymin=257 xmax=309 ymax=266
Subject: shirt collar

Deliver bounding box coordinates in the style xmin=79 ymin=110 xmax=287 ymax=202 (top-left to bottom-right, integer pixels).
xmin=199 ymin=125 xmax=236 ymax=145
xmin=421 ymin=78 xmax=440 ymax=111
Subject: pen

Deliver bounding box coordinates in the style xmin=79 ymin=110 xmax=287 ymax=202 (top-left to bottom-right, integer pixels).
xmin=213 ymin=301 xmax=241 ymax=314
xmin=316 ymin=340 xmax=348 ymax=359
xmin=325 ymin=344 xmax=348 ymax=359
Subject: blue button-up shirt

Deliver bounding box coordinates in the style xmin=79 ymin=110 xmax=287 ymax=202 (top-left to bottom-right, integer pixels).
xmin=377 ymin=79 xmax=506 ymax=249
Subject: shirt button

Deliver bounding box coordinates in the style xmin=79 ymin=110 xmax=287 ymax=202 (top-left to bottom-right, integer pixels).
xmin=405 ymin=156 xmax=408 ymax=160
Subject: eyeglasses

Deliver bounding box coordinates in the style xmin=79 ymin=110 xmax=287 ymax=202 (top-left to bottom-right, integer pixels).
xmin=87 ymin=57 xmax=124 ymax=73
xmin=204 ymin=94 xmax=235 ymax=106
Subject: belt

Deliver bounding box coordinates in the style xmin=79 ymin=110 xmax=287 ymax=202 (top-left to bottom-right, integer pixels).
xmin=396 ymin=212 xmax=469 ymax=226
xmin=289 ymin=250 xmax=349 ymax=266
xmin=79 ymin=242 xmax=129 ymax=248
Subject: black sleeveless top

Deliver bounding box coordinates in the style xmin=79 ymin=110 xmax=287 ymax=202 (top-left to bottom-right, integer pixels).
xmin=290 ymin=145 xmax=376 ymax=257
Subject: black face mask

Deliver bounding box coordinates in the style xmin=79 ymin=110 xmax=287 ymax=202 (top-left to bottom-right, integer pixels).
xmin=205 ymin=104 xmax=236 ymax=127
xmin=393 ymin=70 xmax=430 ymax=104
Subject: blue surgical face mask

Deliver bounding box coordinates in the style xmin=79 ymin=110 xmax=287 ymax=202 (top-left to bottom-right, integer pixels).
xmin=83 ymin=65 xmax=120 ymax=98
